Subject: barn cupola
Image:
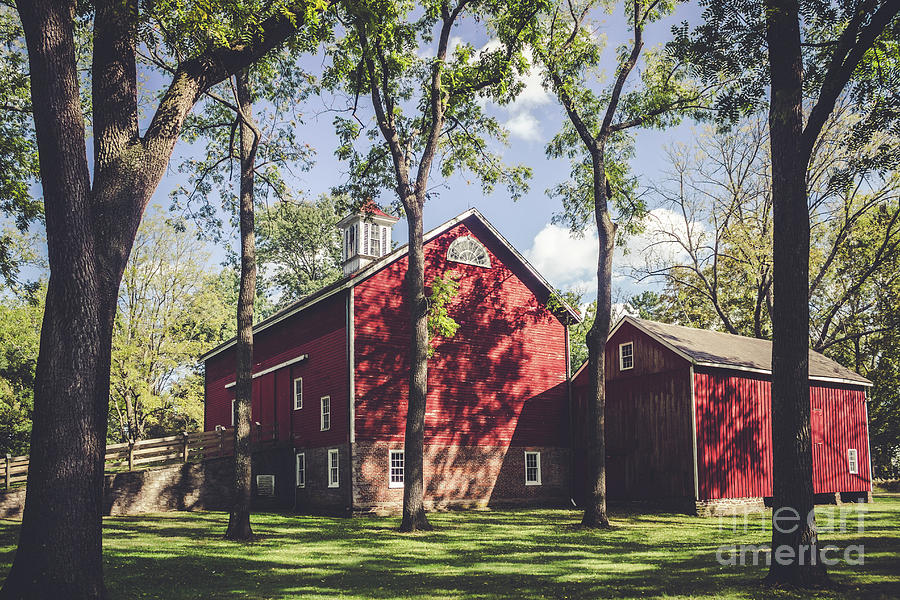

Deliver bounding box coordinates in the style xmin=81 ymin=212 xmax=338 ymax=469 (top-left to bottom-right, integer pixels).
xmin=337 ymin=202 xmax=400 ymax=276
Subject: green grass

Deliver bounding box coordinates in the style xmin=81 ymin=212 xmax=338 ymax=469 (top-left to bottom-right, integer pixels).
xmin=1 ymin=499 xmax=899 ymax=599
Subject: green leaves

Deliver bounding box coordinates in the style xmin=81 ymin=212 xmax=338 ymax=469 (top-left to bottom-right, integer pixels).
xmin=426 ymin=270 xmax=461 ymax=356
xmin=327 ymin=0 xmax=541 ymax=207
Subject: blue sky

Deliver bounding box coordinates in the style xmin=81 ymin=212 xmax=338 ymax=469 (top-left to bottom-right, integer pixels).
xmin=143 ymin=2 xmax=704 ymax=304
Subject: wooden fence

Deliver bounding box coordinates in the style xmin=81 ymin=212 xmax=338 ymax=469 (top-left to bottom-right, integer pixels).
xmin=2 ymin=423 xmax=277 ymax=490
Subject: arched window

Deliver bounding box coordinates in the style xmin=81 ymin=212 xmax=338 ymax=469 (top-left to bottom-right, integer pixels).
xmin=447 ymin=236 xmax=490 ymax=268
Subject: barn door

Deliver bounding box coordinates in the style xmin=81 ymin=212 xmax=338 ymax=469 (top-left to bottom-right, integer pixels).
xmin=811 ymin=406 xmax=825 ymax=493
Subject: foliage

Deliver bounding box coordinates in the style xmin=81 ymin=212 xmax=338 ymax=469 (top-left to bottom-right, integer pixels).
xmin=0 ymin=7 xmax=41 ymax=290
xmin=0 ymin=287 xmax=43 ymax=456
xmin=325 ymin=0 xmax=539 ymax=209
xmin=426 ymin=270 xmax=461 ymax=357
xmin=0 ymin=503 xmax=898 ymax=598
xmin=169 ymin=48 xmax=318 ymax=243
xmin=671 ymin=0 xmax=900 ymax=152
xmin=109 ymin=211 xmax=233 ymax=442
xmin=256 ymin=195 xmax=344 ymax=305
xmin=534 ymin=0 xmax=712 ymax=237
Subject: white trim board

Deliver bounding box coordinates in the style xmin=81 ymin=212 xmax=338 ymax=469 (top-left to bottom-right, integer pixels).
xmin=223 ymin=354 xmax=308 ymax=389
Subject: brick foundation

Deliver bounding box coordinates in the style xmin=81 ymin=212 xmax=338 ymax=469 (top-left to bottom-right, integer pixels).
xmin=351 ymin=442 xmax=569 ymax=514
xmin=293 ymin=443 xmax=353 ymax=514
xmin=695 ymin=496 xmax=766 ymax=517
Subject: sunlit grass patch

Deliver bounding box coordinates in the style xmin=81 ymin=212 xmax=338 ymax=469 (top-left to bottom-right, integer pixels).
xmin=0 ymin=499 xmax=897 ymax=599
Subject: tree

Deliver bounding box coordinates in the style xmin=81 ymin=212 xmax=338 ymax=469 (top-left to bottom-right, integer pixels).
xmin=676 ymin=0 xmax=900 ymax=585
xmin=636 ymin=107 xmax=900 ymax=346
xmin=257 ymin=195 xmax=343 ymax=305
xmin=0 ymin=6 xmax=40 ymax=293
xmin=168 ymin=42 xmax=319 ymax=542
xmin=531 ymin=0 xmax=711 ymax=528
xmin=3 ymin=1 xmax=328 ymax=596
xmin=329 ymin=0 xmax=538 ymax=531
xmin=109 ymin=209 xmax=229 ymax=443
xmin=0 ymin=288 xmax=43 ymax=457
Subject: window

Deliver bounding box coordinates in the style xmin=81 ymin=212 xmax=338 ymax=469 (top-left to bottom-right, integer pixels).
xmin=320 ymin=396 xmax=331 ymax=431
xmin=447 ymin=235 xmax=490 ymax=267
xmin=619 ymin=342 xmax=634 ymax=371
xmin=295 ymin=452 xmax=306 ymax=488
xmin=389 ymin=449 xmax=404 ymax=488
xmin=370 ymin=224 xmax=381 ymax=256
xmin=848 ymin=448 xmax=859 ymax=474
xmin=328 ymin=448 xmax=340 ymax=488
xmin=293 ymin=377 xmax=303 ymax=410
xmin=524 ymin=451 xmax=541 ymax=485
xmin=381 ymin=226 xmax=388 ymax=256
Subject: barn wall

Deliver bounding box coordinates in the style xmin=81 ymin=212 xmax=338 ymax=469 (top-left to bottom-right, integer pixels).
xmin=811 ymin=384 xmax=871 ymax=494
xmin=352 ymin=219 xmax=570 ymax=509
xmin=203 ymin=292 xmax=349 ymax=451
xmin=694 ymin=368 xmax=871 ymax=500
xmin=607 ymin=321 xmax=689 ymax=380
xmin=571 ymin=324 xmax=694 ymax=503
xmin=694 ymin=370 xmax=773 ymax=500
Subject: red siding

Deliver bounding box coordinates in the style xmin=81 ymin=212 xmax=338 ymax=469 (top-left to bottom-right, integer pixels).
xmin=810 ymin=384 xmax=871 ymax=494
xmin=695 ymin=369 xmax=871 ymax=500
xmin=204 ymin=292 xmax=349 ymax=448
xmin=353 ymin=221 xmax=569 ymax=450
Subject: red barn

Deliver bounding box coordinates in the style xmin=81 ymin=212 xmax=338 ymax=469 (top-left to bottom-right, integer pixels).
xmin=201 ymin=207 xmax=580 ymax=513
xmin=573 ymin=316 xmax=873 ymax=515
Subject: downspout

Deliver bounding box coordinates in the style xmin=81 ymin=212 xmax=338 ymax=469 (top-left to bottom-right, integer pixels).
xmin=347 ymin=289 xmax=356 ymax=513
xmin=565 ymin=323 xmax=576 ymax=507
xmin=864 ymin=388 xmax=873 ymax=494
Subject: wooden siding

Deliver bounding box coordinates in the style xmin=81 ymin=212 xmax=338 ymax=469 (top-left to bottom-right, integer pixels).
xmin=810 ymin=384 xmax=871 ymax=494
xmin=353 ymin=220 xmax=569 ymax=450
xmin=695 ymin=368 xmax=871 ymax=499
xmin=606 ymin=321 xmax=690 ymax=380
xmin=204 ymin=292 xmax=349 ymax=449
xmin=694 ymin=370 xmax=773 ymax=500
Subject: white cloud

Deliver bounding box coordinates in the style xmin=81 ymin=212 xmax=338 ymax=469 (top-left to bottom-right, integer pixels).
xmin=525 ymin=223 xmax=598 ymax=292
xmin=473 ymin=43 xmax=551 ymax=142
xmin=505 ymin=111 xmax=542 ymax=142
xmin=524 ymin=208 xmax=704 ymax=297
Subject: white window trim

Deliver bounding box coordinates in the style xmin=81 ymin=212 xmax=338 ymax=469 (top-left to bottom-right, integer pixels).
xmin=320 ymin=396 xmax=331 ymax=431
xmin=328 ymin=448 xmax=340 ymax=488
xmin=293 ymin=377 xmax=303 ymax=410
xmin=389 ymin=449 xmax=404 ymax=488
xmin=848 ymin=448 xmax=859 ymax=474
xmin=295 ymin=452 xmax=306 ymax=488
xmin=231 ymin=398 xmax=235 ymax=427
xmin=524 ymin=450 xmax=542 ymax=486
xmin=619 ymin=342 xmax=634 ymax=371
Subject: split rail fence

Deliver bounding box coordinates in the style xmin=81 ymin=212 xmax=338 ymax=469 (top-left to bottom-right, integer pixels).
xmin=2 ymin=423 xmax=277 ymax=490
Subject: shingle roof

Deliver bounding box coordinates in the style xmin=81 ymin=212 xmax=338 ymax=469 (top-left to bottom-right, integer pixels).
xmin=618 ymin=316 xmax=871 ymax=387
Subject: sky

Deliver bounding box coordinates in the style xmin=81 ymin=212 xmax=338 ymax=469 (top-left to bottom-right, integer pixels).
xmin=140 ymin=2 xmax=706 ymax=306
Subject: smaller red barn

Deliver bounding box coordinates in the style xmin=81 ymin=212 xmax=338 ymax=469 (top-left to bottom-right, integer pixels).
xmin=573 ymin=316 xmax=872 ymax=515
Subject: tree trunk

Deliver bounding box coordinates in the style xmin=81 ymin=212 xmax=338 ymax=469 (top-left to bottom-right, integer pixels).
xmin=225 ymin=69 xmax=258 ymax=542
xmin=582 ymin=154 xmax=615 ymax=529
xmin=400 ymin=199 xmax=433 ymax=532
xmin=764 ymin=0 xmax=828 ymax=586
xmin=0 ymin=2 xmax=110 ymax=597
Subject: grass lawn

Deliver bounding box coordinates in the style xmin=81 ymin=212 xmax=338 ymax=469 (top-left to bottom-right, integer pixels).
xmin=1 ymin=499 xmax=898 ymax=599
